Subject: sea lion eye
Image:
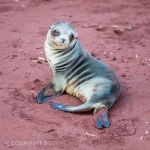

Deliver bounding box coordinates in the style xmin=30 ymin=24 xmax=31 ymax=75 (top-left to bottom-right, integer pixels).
xmin=70 ymin=33 xmax=74 ymax=42
xmin=51 ymin=29 xmax=60 ymax=36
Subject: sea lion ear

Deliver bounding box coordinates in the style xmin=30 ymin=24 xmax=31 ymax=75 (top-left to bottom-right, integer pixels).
xmin=49 ymin=26 xmax=53 ymax=30
xmin=49 ymin=24 xmax=54 ymax=30
xmin=75 ymin=34 xmax=78 ymax=39
xmin=74 ymin=30 xmax=78 ymax=39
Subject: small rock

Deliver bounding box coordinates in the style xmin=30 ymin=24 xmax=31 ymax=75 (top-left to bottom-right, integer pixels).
xmin=36 ymin=47 xmax=42 ymax=50
xmin=37 ymin=60 xmax=43 ymax=64
xmin=33 ymin=79 xmax=41 ymax=83
xmin=12 ymin=54 xmax=18 ymax=58
xmin=44 ymin=128 xmax=55 ymax=133
xmin=85 ymin=132 xmax=95 ymax=137
xmin=26 ymin=40 xmax=31 ymax=44
xmin=145 ymin=130 xmax=149 ymax=134
xmin=110 ymin=52 xmax=114 ymax=55
xmin=38 ymin=57 xmax=45 ymax=61
xmin=30 ymin=57 xmax=38 ymax=60
xmin=0 ymin=71 xmax=2 ymax=75
xmin=140 ymin=136 xmax=144 ymax=140
xmin=135 ymin=54 xmax=139 ymax=59
xmin=95 ymin=25 xmax=106 ymax=31
xmin=31 ymin=90 xmax=37 ymax=99
xmin=141 ymin=62 xmax=145 ymax=65
xmin=19 ymin=49 xmax=23 ymax=52
xmin=91 ymin=52 xmax=96 ymax=57
xmin=112 ymin=57 xmax=117 ymax=61
xmin=112 ymin=25 xmax=133 ymax=32
xmin=30 ymin=56 xmax=46 ymax=64
xmin=31 ymin=60 xmax=37 ymax=63
xmin=113 ymin=29 xmax=124 ymax=35
xmin=103 ymin=51 xmax=106 ymax=55
xmin=112 ymin=25 xmax=125 ymax=35
xmin=121 ymin=73 xmax=126 ymax=77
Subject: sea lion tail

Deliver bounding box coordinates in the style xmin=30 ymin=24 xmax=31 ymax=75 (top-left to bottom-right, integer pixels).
xmin=49 ymin=101 xmax=93 ymax=112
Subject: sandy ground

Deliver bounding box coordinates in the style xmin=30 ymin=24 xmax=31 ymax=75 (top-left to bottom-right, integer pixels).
xmin=0 ymin=0 xmax=150 ymax=149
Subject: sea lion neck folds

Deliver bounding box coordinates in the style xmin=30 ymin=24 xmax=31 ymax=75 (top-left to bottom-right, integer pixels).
xmin=45 ymin=37 xmax=86 ymax=73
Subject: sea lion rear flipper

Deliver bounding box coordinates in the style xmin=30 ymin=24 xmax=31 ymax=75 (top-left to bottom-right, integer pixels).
xmin=93 ymin=108 xmax=110 ymax=128
xmin=49 ymin=101 xmax=93 ymax=112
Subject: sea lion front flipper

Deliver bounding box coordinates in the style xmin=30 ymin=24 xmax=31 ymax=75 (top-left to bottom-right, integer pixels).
xmin=36 ymin=89 xmax=47 ymax=104
xmin=36 ymin=89 xmax=62 ymax=104
xmin=36 ymin=83 xmax=62 ymax=104
xmin=93 ymin=108 xmax=110 ymax=129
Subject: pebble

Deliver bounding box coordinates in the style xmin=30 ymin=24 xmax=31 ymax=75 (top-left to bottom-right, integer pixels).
xmin=91 ymin=52 xmax=96 ymax=57
xmin=37 ymin=60 xmax=43 ymax=64
xmin=113 ymin=29 xmax=124 ymax=35
xmin=33 ymin=79 xmax=41 ymax=83
xmin=103 ymin=51 xmax=106 ymax=55
xmin=30 ymin=57 xmax=37 ymax=60
xmin=95 ymin=25 xmax=106 ymax=31
xmin=145 ymin=130 xmax=149 ymax=134
xmin=135 ymin=54 xmax=139 ymax=59
xmin=140 ymin=136 xmax=143 ymax=140
xmin=110 ymin=52 xmax=114 ymax=55
xmin=141 ymin=62 xmax=145 ymax=65
xmin=18 ymin=49 xmax=23 ymax=52
xmin=112 ymin=57 xmax=117 ymax=61
xmin=85 ymin=132 xmax=95 ymax=137
xmin=44 ymin=128 xmax=55 ymax=133
xmin=121 ymin=73 xmax=126 ymax=77
xmin=31 ymin=90 xmax=37 ymax=99
xmin=38 ymin=57 xmax=45 ymax=61
xmin=26 ymin=40 xmax=31 ymax=44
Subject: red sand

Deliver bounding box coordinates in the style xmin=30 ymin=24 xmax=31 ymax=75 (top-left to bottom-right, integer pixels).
xmin=0 ymin=0 xmax=150 ymax=149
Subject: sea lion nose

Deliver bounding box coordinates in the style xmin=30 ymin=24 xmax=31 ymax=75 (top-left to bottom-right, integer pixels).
xmin=61 ymin=38 xmax=66 ymax=43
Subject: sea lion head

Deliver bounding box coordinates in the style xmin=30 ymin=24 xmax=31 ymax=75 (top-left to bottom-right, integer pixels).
xmin=47 ymin=21 xmax=78 ymax=50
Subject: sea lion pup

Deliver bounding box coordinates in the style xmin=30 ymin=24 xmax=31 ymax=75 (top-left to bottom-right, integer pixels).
xmin=36 ymin=21 xmax=121 ymax=129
